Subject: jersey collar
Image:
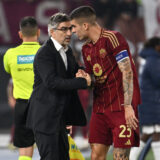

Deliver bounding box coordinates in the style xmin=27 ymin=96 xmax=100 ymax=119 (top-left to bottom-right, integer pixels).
xmin=22 ymin=42 xmax=39 ymax=45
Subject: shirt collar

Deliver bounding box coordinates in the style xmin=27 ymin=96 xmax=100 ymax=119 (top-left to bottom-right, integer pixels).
xmin=22 ymin=42 xmax=39 ymax=45
xmin=51 ymin=37 xmax=68 ymax=52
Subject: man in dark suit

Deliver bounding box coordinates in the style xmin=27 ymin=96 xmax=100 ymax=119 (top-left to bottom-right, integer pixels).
xmin=26 ymin=13 xmax=91 ymax=160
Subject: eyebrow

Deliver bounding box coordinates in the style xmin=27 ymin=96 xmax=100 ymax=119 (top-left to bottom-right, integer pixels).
xmin=59 ymin=26 xmax=72 ymax=28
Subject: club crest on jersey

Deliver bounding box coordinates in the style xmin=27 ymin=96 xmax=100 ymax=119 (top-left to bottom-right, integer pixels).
xmin=86 ymin=55 xmax=91 ymax=61
xmin=99 ymin=48 xmax=107 ymax=58
xmin=93 ymin=63 xmax=102 ymax=76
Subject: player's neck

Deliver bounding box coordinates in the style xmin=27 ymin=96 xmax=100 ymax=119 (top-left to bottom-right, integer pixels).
xmin=22 ymin=36 xmax=38 ymax=42
xmin=89 ymin=24 xmax=101 ymax=44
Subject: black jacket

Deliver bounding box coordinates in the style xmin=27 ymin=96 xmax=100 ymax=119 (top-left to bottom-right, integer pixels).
xmin=26 ymin=39 xmax=87 ymax=134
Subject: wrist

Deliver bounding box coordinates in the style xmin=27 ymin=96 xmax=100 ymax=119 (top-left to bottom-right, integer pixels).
xmin=123 ymin=104 xmax=132 ymax=108
xmin=87 ymin=80 xmax=91 ymax=86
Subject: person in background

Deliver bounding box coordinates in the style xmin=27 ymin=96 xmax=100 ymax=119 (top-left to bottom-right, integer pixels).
xmin=70 ymin=6 xmax=141 ymax=160
xmin=3 ymin=16 xmax=40 ymax=160
xmin=26 ymin=12 xmax=91 ymax=160
xmin=130 ymin=37 xmax=160 ymax=160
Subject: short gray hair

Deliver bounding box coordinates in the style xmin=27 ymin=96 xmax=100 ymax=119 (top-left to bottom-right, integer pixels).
xmin=48 ymin=12 xmax=70 ymax=36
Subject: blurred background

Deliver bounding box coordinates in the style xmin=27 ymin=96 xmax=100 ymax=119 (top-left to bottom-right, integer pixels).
xmin=0 ymin=0 xmax=159 ymax=159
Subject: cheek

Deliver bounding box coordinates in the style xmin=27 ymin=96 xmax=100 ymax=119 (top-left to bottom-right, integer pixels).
xmin=80 ymin=30 xmax=84 ymax=36
xmin=60 ymin=33 xmax=65 ymax=40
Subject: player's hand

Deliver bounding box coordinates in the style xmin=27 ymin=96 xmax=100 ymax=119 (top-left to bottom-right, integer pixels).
xmin=76 ymin=69 xmax=91 ymax=86
xmin=76 ymin=69 xmax=87 ymax=77
xmin=124 ymin=105 xmax=138 ymax=130
xmin=8 ymin=97 xmax=16 ymax=109
xmin=66 ymin=125 xmax=72 ymax=134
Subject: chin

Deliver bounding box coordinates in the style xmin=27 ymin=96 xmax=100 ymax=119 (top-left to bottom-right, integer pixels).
xmin=79 ymin=36 xmax=84 ymax=40
xmin=64 ymin=42 xmax=70 ymax=46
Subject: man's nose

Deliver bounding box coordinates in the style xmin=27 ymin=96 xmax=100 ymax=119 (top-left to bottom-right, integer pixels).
xmin=66 ymin=29 xmax=72 ymax=35
xmin=71 ymin=27 xmax=76 ymax=33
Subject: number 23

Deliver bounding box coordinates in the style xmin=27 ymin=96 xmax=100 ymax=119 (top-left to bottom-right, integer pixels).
xmin=119 ymin=125 xmax=132 ymax=138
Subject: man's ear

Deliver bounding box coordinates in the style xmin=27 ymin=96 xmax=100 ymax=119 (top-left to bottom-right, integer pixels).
xmin=83 ymin=23 xmax=89 ymax=30
xmin=37 ymin=29 xmax=40 ymax=38
xmin=18 ymin=31 xmax=23 ymax=40
xmin=49 ymin=28 xmax=55 ymax=36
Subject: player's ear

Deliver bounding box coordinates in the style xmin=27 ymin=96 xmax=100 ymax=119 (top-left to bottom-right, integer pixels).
xmin=18 ymin=31 xmax=23 ymax=40
xmin=83 ymin=23 xmax=89 ymax=31
xmin=37 ymin=29 xmax=40 ymax=38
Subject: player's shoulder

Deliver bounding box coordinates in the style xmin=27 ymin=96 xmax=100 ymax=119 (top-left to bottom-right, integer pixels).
xmin=102 ymin=29 xmax=121 ymax=37
xmin=4 ymin=46 xmax=19 ymax=57
xmin=101 ymin=29 xmax=126 ymax=49
xmin=101 ymin=29 xmax=122 ymax=41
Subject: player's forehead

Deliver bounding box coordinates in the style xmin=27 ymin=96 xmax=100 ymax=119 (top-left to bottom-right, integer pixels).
xmin=71 ymin=19 xmax=78 ymax=25
xmin=71 ymin=18 xmax=84 ymax=26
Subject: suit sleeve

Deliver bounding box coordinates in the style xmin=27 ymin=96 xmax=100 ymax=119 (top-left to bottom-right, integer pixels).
xmin=35 ymin=47 xmax=88 ymax=90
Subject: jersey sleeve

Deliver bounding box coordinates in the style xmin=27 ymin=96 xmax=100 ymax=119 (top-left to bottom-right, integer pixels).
xmin=82 ymin=46 xmax=93 ymax=74
xmin=3 ymin=49 xmax=11 ymax=74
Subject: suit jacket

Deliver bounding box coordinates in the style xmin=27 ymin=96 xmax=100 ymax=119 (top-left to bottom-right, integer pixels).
xmin=26 ymin=39 xmax=88 ymax=134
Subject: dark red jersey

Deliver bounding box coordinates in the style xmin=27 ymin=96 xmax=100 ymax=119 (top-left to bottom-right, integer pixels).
xmin=82 ymin=29 xmax=141 ymax=113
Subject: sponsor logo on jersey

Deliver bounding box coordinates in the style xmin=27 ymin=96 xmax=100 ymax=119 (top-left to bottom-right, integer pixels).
xmin=95 ymin=74 xmax=107 ymax=83
xmin=125 ymin=139 xmax=131 ymax=145
xmin=17 ymin=68 xmax=33 ymax=72
xmin=17 ymin=55 xmax=35 ymax=64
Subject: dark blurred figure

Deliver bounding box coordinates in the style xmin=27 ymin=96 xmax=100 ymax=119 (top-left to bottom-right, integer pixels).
xmin=130 ymin=37 xmax=160 ymax=160
xmin=117 ymin=0 xmax=138 ymax=21
xmin=91 ymin=0 xmax=118 ymax=29
xmin=65 ymin=0 xmax=91 ymax=14
xmin=114 ymin=0 xmax=145 ymax=57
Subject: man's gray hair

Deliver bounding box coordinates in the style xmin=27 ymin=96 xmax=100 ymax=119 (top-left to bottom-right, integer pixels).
xmin=48 ymin=12 xmax=70 ymax=36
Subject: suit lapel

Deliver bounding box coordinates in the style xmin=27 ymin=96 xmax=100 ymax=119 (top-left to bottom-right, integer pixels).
xmin=48 ymin=39 xmax=67 ymax=73
xmin=66 ymin=48 xmax=75 ymax=77
xmin=66 ymin=48 xmax=73 ymax=72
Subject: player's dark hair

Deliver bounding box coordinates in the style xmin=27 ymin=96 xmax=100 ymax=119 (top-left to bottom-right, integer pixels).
xmin=144 ymin=37 xmax=160 ymax=49
xmin=19 ymin=16 xmax=38 ymax=37
xmin=70 ymin=6 xmax=96 ymax=24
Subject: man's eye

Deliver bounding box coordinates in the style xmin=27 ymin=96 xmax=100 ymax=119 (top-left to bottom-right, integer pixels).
xmin=61 ymin=28 xmax=67 ymax=31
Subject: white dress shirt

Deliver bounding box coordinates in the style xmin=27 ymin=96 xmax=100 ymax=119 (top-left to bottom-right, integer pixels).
xmin=51 ymin=37 xmax=68 ymax=69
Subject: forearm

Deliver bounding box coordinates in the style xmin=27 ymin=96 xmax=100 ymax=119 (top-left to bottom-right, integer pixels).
xmin=118 ymin=58 xmax=133 ymax=106
xmin=122 ymin=70 xmax=133 ymax=106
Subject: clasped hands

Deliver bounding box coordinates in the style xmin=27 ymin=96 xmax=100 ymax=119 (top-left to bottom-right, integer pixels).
xmin=76 ymin=69 xmax=91 ymax=86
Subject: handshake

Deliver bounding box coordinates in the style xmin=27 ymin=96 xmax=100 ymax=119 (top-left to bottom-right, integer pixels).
xmin=76 ymin=69 xmax=91 ymax=87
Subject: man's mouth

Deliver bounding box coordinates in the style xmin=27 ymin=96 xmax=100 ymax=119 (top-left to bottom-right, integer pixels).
xmin=65 ymin=37 xmax=71 ymax=41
